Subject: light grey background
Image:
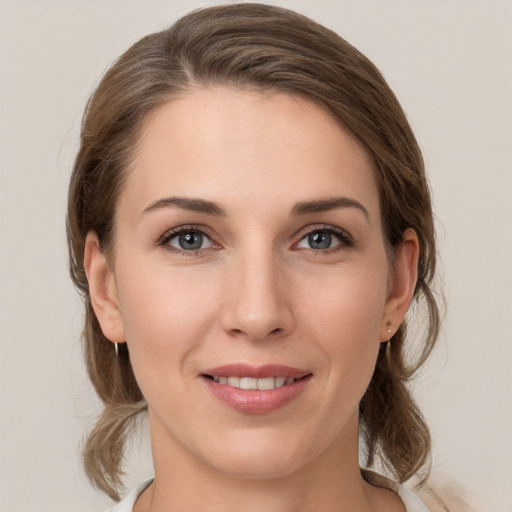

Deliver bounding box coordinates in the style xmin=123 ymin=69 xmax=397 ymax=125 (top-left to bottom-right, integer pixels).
xmin=0 ymin=1 xmax=511 ymax=511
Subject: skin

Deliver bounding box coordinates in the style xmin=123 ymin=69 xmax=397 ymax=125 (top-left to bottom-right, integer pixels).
xmin=85 ymin=87 xmax=418 ymax=512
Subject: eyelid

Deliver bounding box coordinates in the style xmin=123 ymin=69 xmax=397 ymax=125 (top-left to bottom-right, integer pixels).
xmin=157 ymin=223 xmax=354 ymax=255
xmin=158 ymin=224 xmax=220 ymax=253
xmin=293 ymin=224 xmax=355 ymax=251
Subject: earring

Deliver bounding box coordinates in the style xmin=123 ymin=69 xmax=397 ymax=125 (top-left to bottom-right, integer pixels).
xmin=114 ymin=342 xmax=119 ymax=357
xmin=387 ymin=328 xmax=392 ymax=334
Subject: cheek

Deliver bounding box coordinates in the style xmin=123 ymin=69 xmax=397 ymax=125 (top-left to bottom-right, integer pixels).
xmin=114 ymin=262 xmax=221 ymax=388
xmin=304 ymin=262 xmax=388 ymax=341
xmin=303 ymin=263 xmax=388 ymax=387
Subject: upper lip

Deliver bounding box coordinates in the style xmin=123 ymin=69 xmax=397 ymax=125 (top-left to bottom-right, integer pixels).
xmin=201 ymin=363 xmax=311 ymax=379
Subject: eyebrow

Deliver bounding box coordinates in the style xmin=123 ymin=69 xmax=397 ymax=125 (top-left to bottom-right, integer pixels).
xmin=142 ymin=197 xmax=226 ymax=217
xmin=142 ymin=195 xmax=369 ymax=220
xmin=291 ymin=196 xmax=369 ymax=219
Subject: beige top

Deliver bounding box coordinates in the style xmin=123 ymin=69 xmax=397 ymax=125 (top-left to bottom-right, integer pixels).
xmin=108 ymin=471 xmax=429 ymax=511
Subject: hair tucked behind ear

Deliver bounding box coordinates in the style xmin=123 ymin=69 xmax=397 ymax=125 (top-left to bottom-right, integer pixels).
xmin=67 ymin=3 xmax=441 ymax=500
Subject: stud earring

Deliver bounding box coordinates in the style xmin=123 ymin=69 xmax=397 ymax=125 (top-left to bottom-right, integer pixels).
xmin=387 ymin=328 xmax=392 ymax=334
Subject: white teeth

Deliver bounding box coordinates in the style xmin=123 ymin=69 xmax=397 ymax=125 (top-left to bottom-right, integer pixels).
xmin=211 ymin=375 xmax=296 ymax=389
xmin=257 ymin=377 xmax=275 ymax=390
xmin=239 ymin=377 xmax=258 ymax=389
xmin=275 ymin=376 xmax=286 ymax=388
xmin=227 ymin=376 xmax=240 ymax=387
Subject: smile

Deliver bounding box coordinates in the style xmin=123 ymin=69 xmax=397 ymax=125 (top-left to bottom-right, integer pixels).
xmin=209 ymin=376 xmax=296 ymax=389
xmin=201 ymin=364 xmax=312 ymax=414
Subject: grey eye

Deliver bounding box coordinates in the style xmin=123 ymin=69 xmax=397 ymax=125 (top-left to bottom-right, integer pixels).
xmin=168 ymin=231 xmax=213 ymax=251
xmin=296 ymin=229 xmax=349 ymax=251
xmin=307 ymin=232 xmax=332 ymax=250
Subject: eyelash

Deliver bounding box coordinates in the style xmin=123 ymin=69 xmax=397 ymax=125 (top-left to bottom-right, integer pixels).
xmin=158 ymin=224 xmax=354 ymax=256
xmin=295 ymin=224 xmax=354 ymax=254
xmin=158 ymin=225 xmax=216 ymax=256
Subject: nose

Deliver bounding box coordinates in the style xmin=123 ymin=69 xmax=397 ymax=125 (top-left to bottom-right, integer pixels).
xmin=220 ymin=249 xmax=294 ymax=343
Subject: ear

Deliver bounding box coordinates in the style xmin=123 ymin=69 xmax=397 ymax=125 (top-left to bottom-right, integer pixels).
xmin=380 ymin=228 xmax=419 ymax=342
xmin=84 ymin=232 xmax=126 ymax=344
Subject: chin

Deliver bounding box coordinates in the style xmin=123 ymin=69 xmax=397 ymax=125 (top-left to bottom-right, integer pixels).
xmin=210 ymin=452 xmax=304 ymax=481
xmin=196 ymin=428 xmax=323 ymax=481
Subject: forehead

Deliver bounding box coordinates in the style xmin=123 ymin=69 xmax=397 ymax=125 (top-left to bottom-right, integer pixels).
xmin=122 ymin=87 xmax=379 ymax=220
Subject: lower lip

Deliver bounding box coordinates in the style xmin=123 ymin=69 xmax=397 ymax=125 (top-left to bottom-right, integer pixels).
xmin=201 ymin=375 xmax=312 ymax=414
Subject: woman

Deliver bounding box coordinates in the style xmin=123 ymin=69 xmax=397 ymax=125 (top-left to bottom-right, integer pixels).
xmin=67 ymin=4 xmax=442 ymax=511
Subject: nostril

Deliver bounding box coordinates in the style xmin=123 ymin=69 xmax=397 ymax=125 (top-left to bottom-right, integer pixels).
xmin=221 ymin=302 xmax=294 ymax=342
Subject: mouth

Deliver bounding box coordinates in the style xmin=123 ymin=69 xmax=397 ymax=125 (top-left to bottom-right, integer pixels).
xmin=203 ymin=374 xmax=308 ymax=390
xmin=200 ymin=364 xmax=313 ymax=414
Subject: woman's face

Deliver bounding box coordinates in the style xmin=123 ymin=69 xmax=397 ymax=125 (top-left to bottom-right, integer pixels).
xmin=86 ymin=87 xmax=417 ymax=479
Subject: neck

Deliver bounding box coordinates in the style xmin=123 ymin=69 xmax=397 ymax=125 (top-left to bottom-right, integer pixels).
xmin=134 ymin=412 xmax=402 ymax=512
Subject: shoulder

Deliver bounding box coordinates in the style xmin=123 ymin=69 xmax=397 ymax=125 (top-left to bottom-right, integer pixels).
xmin=416 ymin=483 xmax=483 ymax=512
xmin=362 ymin=469 xmax=429 ymax=512
xmin=106 ymin=479 xmax=153 ymax=512
xmin=363 ymin=469 xmax=485 ymax=512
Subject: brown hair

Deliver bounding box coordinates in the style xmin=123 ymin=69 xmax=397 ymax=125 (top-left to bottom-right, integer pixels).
xmin=67 ymin=3 xmax=441 ymax=501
